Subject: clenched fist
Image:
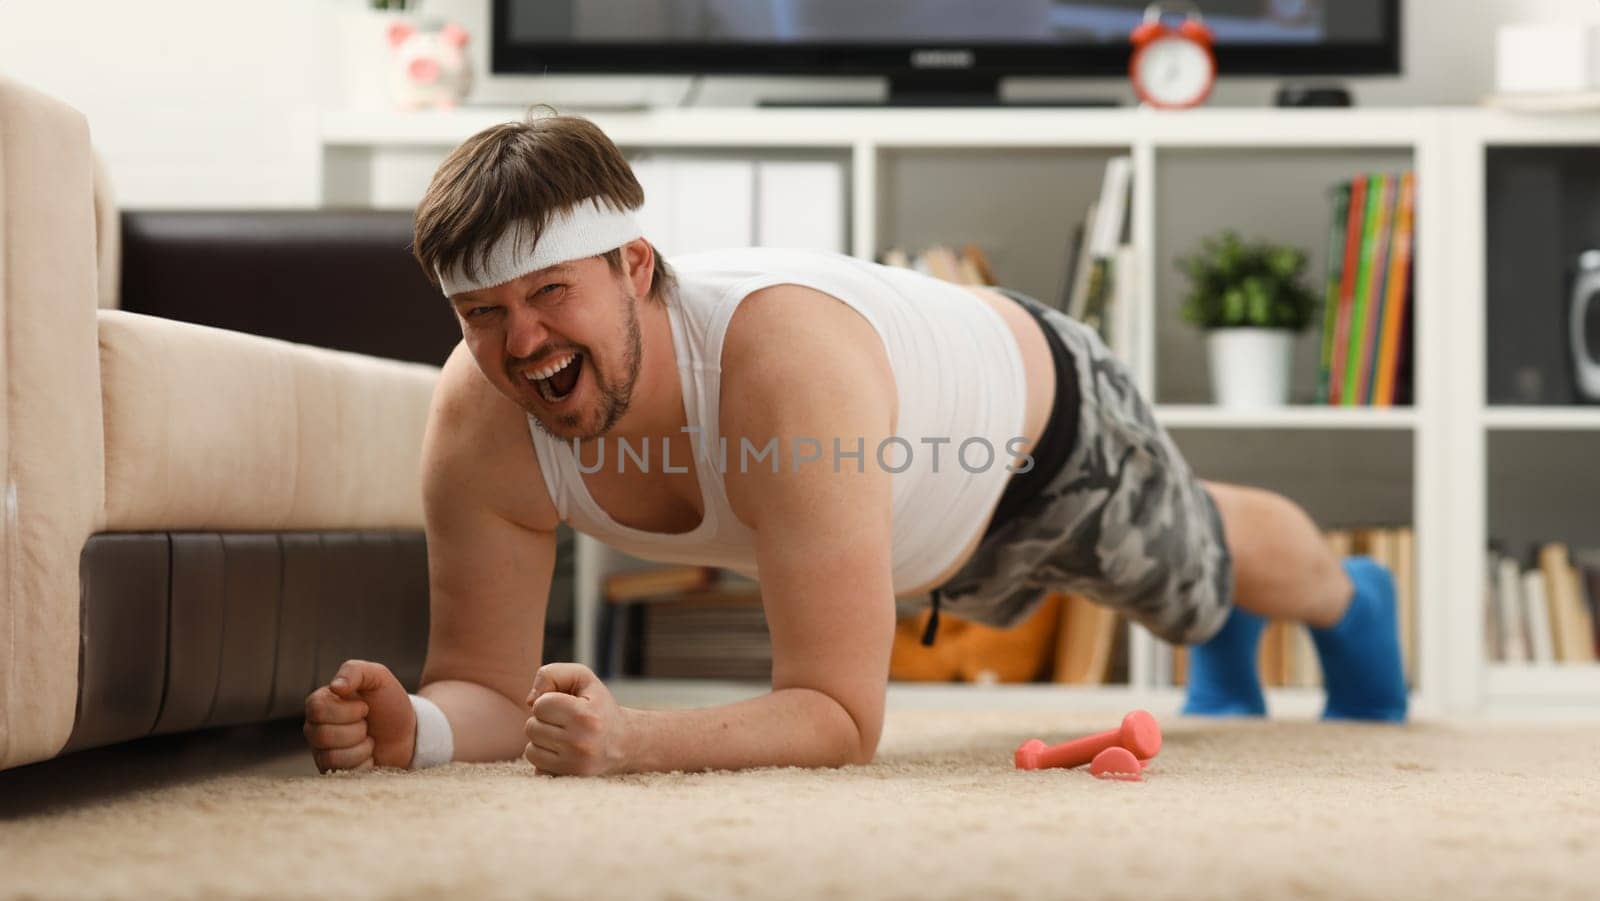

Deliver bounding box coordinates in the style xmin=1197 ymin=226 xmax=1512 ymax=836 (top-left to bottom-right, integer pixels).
xmin=523 ymin=663 xmax=630 ymax=776
xmin=304 ymin=659 xmax=415 ymax=773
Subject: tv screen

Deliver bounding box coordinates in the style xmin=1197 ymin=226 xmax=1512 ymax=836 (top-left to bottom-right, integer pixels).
xmin=493 ymin=0 xmax=1401 ymax=92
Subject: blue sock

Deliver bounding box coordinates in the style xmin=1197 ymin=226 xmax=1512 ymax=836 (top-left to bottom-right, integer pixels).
xmin=1181 ymin=605 xmax=1267 ymax=717
xmin=1311 ymin=557 xmax=1408 ymax=723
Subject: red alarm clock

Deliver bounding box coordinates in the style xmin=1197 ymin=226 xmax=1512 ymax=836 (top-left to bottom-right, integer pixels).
xmin=1129 ymin=1 xmax=1217 ymax=110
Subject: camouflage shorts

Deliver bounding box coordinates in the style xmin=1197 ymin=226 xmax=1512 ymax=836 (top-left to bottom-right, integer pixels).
xmin=931 ymin=290 xmax=1235 ymax=646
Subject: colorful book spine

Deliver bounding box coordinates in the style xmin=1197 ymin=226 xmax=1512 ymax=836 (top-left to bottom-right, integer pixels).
xmin=1579 ymin=558 xmax=1600 ymax=659
xmin=1329 ymin=175 xmax=1368 ymax=406
xmin=1356 ymin=175 xmax=1397 ymax=405
xmin=1345 ymin=173 xmax=1392 ymax=406
xmin=1373 ymin=172 xmax=1416 ymax=407
xmin=1317 ymin=182 xmax=1352 ymax=404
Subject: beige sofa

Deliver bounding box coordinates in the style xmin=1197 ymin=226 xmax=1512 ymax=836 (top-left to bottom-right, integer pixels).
xmin=0 ymin=76 xmax=441 ymax=772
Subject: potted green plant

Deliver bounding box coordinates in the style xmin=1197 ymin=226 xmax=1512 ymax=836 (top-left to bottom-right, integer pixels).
xmin=1176 ymin=230 xmax=1319 ymax=408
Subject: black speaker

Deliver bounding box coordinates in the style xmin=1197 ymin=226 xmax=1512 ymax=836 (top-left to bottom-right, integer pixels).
xmin=1573 ymin=250 xmax=1600 ymax=402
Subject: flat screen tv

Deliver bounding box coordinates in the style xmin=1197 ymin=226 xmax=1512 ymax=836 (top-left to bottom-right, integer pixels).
xmin=492 ymin=0 xmax=1401 ymax=105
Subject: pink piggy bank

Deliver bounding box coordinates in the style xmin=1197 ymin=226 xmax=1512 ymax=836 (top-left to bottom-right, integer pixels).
xmin=388 ymin=21 xmax=473 ymax=111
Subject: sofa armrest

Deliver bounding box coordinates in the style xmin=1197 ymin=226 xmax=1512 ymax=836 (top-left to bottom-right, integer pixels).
xmin=0 ymin=75 xmax=106 ymax=771
xmin=93 ymin=151 xmax=120 ymax=311
xmin=99 ymin=310 xmax=440 ymax=531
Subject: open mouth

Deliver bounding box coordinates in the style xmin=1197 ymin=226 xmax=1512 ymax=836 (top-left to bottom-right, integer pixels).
xmin=525 ymin=352 xmax=584 ymax=405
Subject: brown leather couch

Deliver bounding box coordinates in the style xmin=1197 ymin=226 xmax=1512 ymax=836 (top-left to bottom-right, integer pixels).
xmin=0 ymin=76 xmax=451 ymax=772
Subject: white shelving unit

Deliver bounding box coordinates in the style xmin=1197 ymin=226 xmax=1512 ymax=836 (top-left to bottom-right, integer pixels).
xmin=319 ymin=105 xmax=1600 ymax=719
xmin=1154 ymin=405 xmax=1419 ymax=431
xmin=1481 ymin=407 xmax=1600 ymax=431
xmin=1450 ymin=111 xmax=1600 ymax=717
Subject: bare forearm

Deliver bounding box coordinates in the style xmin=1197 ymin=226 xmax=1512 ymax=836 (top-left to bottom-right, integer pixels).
xmin=620 ymin=687 xmax=870 ymax=774
xmin=416 ymin=679 xmax=529 ymax=763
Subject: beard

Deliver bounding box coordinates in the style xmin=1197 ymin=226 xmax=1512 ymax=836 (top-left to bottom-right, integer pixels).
xmin=524 ymin=291 xmax=642 ymax=442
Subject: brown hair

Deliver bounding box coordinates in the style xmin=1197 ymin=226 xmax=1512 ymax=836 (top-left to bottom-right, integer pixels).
xmin=411 ymin=106 xmax=675 ymax=301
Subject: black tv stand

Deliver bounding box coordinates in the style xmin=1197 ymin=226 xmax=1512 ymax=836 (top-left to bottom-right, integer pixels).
xmin=758 ymin=72 xmax=1119 ymax=109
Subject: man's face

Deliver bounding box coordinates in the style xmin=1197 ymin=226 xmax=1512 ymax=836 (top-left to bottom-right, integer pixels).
xmin=450 ymin=253 xmax=643 ymax=441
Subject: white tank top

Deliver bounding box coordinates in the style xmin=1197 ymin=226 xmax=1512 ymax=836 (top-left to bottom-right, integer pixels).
xmin=526 ymin=247 xmax=1027 ymax=595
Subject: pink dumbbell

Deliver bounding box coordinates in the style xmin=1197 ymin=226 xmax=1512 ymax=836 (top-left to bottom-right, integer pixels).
xmin=1090 ymin=746 xmax=1144 ymax=781
xmin=1014 ymin=709 xmax=1162 ymax=771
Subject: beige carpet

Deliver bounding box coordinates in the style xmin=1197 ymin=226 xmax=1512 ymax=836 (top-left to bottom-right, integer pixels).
xmin=2 ymin=709 xmax=1598 ymax=900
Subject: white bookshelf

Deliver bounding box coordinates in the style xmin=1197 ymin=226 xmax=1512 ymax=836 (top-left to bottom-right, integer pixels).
xmin=1482 ymin=408 xmax=1600 ymax=431
xmin=1155 ymin=405 xmax=1418 ymax=431
xmin=1484 ymin=664 xmax=1600 ymax=706
xmin=319 ymin=105 xmax=1600 ymax=719
xmin=1445 ymin=111 xmax=1600 ymax=718
xmin=320 ymin=106 xmax=1435 ymax=151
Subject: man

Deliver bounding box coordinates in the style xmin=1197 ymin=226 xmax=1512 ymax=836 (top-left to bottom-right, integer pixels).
xmin=302 ymin=113 xmax=1407 ymax=777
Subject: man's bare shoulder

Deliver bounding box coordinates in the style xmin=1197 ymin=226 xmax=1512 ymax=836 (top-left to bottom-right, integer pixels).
xmin=425 ymin=342 xmax=559 ymax=532
xmin=721 ymin=283 xmax=892 ymax=394
xmin=717 ymin=284 xmax=897 ymax=522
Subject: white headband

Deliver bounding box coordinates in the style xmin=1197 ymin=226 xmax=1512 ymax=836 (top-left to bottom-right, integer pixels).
xmin=436 ymin=197 xmax=644 ymax=296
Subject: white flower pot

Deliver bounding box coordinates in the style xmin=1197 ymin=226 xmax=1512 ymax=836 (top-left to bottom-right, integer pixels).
xmin=1206 ymin=328 xmax=1295 ymax=409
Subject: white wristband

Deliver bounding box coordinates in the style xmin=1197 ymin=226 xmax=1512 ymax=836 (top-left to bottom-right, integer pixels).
xmin=408 ymin=693 xmax=454 ymax=770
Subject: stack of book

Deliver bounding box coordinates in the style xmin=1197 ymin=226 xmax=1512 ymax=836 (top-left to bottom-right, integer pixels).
xmin=1171 ymin=525 xmax=1418 ymax=688
xmin=879 ymin=243 xmax=997 ymax=286
xmin=1053 ymin=594 xmax=1127 ymax=685
xmin=600 ymin=565 xmax=770 ymax=680
xmin=1060 ymin=156 xmax=1136 ymax=363
xmin=1317 ymin=171 xmax=1417 ymax=407
xmin=1485 ymin=543 xmax=1600 ymax=664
